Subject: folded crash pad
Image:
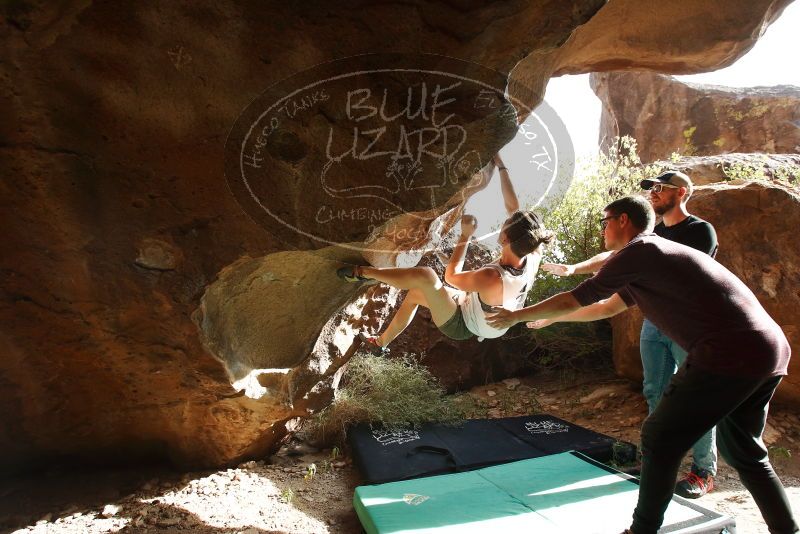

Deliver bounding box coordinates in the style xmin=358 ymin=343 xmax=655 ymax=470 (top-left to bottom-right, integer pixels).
xmin=353 ymin=451 xmax=736 ymax=534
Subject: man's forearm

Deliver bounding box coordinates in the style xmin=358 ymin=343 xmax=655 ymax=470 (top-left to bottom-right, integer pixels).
xmin=572 ymin=251 xmax=614 ymax=274
xmin=547 ymin=299 xmax=618 ymax=324
xmin=514 ymin=292 xmax=582 ymax=323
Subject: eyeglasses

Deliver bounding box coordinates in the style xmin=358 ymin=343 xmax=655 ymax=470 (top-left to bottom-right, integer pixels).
xmin=600 ymin=215 xmax=621 ymax=230
xmin=649 ymin=183 xmax=680 ymax=193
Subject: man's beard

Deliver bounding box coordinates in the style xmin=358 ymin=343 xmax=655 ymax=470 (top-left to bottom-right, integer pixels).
xmin=653 ymin=197 xmax=677 ymax=215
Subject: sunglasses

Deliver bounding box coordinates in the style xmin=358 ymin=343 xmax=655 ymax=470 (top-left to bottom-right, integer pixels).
xmin=600 ymin=215 xmax=621 ymax=229
xmin=649 ymin=183 xmax=680 ymax=193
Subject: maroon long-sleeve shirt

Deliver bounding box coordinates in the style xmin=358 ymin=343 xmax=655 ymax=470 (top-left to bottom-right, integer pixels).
xmin=571 ymin=233 xmax=790 ymax=377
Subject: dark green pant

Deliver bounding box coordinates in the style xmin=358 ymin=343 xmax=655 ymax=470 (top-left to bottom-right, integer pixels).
xmin=631 ymin=362 xmax=798 ymax=534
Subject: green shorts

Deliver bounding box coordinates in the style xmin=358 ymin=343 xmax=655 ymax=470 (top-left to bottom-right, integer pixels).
xmin=437 ymin=297 xmax=474 ymax=340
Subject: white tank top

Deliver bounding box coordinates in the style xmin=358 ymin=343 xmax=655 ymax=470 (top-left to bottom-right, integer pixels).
xmin=459 ymin=255 xmax=538 ymax=340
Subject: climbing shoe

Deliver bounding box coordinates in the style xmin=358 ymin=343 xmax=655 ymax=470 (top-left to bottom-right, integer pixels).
xmin=336 ymin=265 xmax=376 ymax=284
xmin=357 ymin=333 xmax=390 ymax=356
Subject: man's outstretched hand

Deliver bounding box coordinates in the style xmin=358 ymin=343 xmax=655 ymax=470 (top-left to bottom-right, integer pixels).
xmin=486 ymin=307 xmax=519 ymax=329
xmin=541 ymin=263 xmax=574 ymax=277
xmin=461 ymin=215 xmax=478 ymax=238
xmin=526 ymin=319 xmax=553 ymax=329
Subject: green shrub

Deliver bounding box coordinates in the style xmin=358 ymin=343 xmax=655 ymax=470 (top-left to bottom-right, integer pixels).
xmin=722 ymin=155 xmax=800 ymax=188
xmin=525 ymin=136 xmax=665 ymax=368
xmin=306 ymin=353 xmax=464 ymax=447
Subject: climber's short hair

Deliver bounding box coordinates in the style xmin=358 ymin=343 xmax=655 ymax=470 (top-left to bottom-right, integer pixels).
xmin=502 ymin=210 xmax=555 ymax=258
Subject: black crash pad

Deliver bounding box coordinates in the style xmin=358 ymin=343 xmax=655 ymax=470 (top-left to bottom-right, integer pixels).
xmin=348 ymin=414 xmax=634 ymax=485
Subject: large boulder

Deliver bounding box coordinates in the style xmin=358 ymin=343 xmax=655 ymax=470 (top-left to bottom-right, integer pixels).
xmin=665 ymin=154 xmax=800 ymax=185
xmin=591 ymin=71 xmax=800 ymax=162
xmin=611 ymin=181 xmax=800 ymax=404
xmin=193 ymin=246 xmax=410 ymax=414
xmin=1 ymin=0 xmax=794 ymax=473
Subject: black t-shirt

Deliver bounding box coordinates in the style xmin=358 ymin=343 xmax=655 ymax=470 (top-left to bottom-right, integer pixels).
xmin=654 ymin=215 xmax=718 ymax=257
xmin=616 ymin=215 xmax=718 ymax=307
xmin=571 ymin=234 xmax=790 ymax=377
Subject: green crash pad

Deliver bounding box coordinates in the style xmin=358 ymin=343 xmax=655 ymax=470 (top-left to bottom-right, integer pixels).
xmin=354 ymin=451 xmax=735 ymax=534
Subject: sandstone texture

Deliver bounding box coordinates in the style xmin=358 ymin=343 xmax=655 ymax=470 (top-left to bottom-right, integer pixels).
xmin=1 ymin=0 xmax=794 ymax=472
xmin=592 ymin=71 xmax=800 ymax=162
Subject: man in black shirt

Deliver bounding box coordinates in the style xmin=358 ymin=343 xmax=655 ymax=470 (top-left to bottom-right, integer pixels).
xmin=639 ymin=171 xmax=718 ymax=498
xmin=647 ymin=170 xmax=717 ymax=257
xmin=540 ymin=171 xmax=720 ymax=498
xmin=487 ymin=196 xmax=797 ymax=534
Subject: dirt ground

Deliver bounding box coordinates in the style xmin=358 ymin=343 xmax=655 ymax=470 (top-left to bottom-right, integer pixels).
xmin=2 ymin=368 xmax=798 ymax=534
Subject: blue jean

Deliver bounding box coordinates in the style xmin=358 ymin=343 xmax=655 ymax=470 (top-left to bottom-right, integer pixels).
xmin=640 ymin=319 xmax=717 ymax=475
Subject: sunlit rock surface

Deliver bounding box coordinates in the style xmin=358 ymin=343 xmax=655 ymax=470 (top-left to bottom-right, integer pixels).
xmin=592 ymin=71 xmax=800 ymax=162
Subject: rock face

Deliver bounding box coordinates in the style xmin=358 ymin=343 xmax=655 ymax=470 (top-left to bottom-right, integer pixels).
xmin=192 ymin=247 xmax=393 ymax=404
xmin=1 ymin=0 xmax=794 ymax=473
xmin=610 ymin=181 xmax=800 ymax=405
xmin=665 ymin=154 xmax=800 ymax=185
xmin=591 ymin=71 xmax=800 ymax=162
